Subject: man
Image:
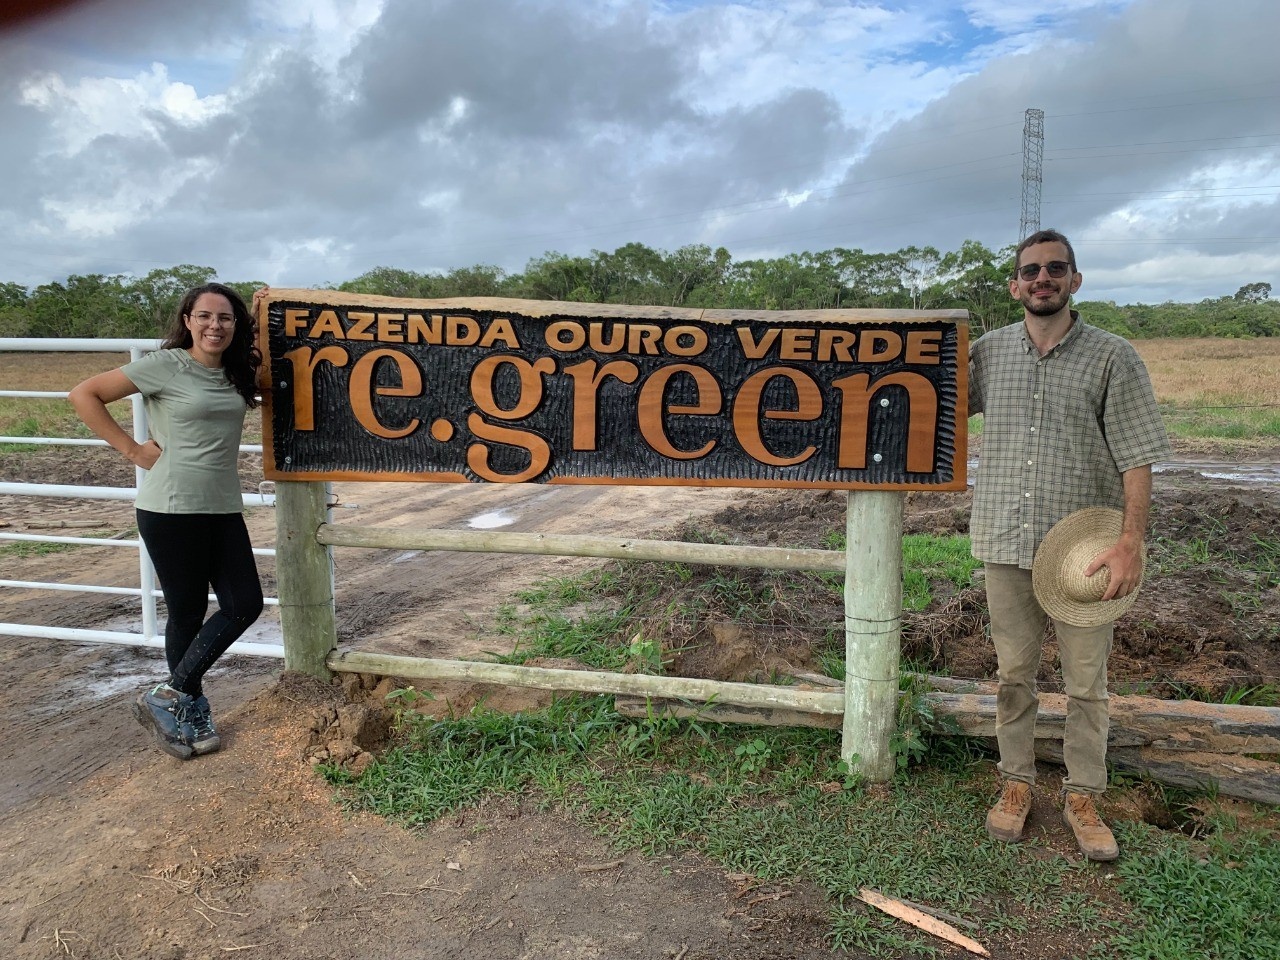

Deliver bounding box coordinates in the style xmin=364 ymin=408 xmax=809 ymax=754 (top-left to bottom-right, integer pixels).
xmin=968 ymin=228 xmax=1170 ymax=861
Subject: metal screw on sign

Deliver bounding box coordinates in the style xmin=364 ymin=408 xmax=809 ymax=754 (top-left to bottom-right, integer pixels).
xmin=284 ymin=457 xmax=292 ymax=464
xmin=279 ymin=381 xmax=288 ymax=389
xmin=879 ymin=398 xmax=890 ymax=407
xmin=873 ymin=453 xmax=883 ymax=463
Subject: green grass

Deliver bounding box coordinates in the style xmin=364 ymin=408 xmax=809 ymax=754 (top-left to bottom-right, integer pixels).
xmin=330 ymin=698 xmax=1086 ymax=956
xmin=491 ymin=532 xmax=979 ymax=683
xmin=0 ymin=415 xmax=40 ymax=451
xmin=1158 ymin=402 xmax=1280 ymax=441
xmin=0 ymin=540 xmax=80 ymax=559
xmin=0 ymin=384 xmax=263 ymax=447
xmin=823 ymin=532 xmax=980 ymax=612
xmin=1099 ymin=816 xmax=1280 ymax=959
xmin=1150 ymin=513 xmax=1279 ymax=583
xmin=0 ymin=414 xmax=58 ymax=452
xmin=0 ymin=398 xmax=98 ymax=448
xmin=1219 ymin=684 xmax=1280 ymax=708
xmin=901 ymin=534 xmax=982 ymax=612
xmin=328 ymin=694 xmax=1280 ymax=958
xmin=491 ymin=570 xmax=645 ymax=670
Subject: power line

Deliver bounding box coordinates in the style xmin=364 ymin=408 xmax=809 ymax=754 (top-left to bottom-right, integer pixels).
xmin=1050 ymin=133 xmax=1280 ymax=152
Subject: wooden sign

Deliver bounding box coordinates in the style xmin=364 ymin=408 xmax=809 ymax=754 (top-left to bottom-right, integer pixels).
xmin=258 ymin=292 xmax=968 ymax=490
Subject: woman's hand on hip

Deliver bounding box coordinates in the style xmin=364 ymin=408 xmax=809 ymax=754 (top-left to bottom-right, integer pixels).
xmin=129 ymin=439 xmax=162 ymax=470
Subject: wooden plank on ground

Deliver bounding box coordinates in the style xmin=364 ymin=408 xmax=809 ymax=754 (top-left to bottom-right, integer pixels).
xmin=616 ymin=696 xmax=1280 ymax=804
xmin=618 ymin=689 xmax=1280 ymax=755
xmin=329 ymin=651 xmax=846 ymax=715
xmin=856 ymin=888 xmax=989 ymax=956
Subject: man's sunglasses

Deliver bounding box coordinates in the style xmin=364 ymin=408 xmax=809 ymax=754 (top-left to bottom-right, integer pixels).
xmin=1016 ymin=260 xmax=1072 ymax=281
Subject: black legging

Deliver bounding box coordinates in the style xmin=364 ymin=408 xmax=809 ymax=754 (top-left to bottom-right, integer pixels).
xmin=136 ymin=509 xmax=264 ymax=697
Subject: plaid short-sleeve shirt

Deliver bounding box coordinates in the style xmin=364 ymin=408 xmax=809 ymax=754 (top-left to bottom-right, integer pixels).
xmin=968 ymin=313 xmax=1171 ymax=568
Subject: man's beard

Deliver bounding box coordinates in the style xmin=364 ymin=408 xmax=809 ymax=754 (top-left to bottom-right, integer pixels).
xmin=1022 ymin=287 xmax=1070 ymax=316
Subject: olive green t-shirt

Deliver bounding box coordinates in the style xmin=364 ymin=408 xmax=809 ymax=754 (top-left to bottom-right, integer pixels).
xmin=121 ymin=349 xmax=247 ymax=514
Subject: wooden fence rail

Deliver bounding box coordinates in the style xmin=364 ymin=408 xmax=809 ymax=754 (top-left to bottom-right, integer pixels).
xmin=610 ymin=692 xmax=1280 ymax=804
xmin=317 ymin=523 xmax=846 ymax=572
xmin=329 ymin=650 xmax=845 ymax=715
xmin=280 ymin=481 xmax=905 ymax=781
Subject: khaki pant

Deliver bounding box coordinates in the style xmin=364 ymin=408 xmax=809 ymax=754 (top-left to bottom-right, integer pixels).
xmin=984 ymin=563 xmax=1112 ymax=795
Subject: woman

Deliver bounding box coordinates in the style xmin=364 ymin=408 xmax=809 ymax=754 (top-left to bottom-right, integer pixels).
xmin=70 ymin=283 xmax=265 ymax=760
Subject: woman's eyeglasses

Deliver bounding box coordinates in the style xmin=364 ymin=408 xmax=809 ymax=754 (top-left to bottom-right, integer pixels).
xmin=190 ymin=312 xmax=236 ymax=327
xmin=1016 ymin=261 xmax=1072 ymax=281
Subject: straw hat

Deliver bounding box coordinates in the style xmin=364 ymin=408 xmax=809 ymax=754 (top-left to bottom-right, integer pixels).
xmin=1032 ymin=507 xmax=1145 ymax=627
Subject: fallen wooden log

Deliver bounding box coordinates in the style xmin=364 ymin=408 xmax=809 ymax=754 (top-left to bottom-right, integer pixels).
xmin=616 ymin=695 xmax=838 ymax=731
xmin=615 ymin=690 xmax=1280 ymax=754
xmin=906 ymin=674 xmax=997 ymax=695
xmin=789 ymin=670 xmax=998 ymax=695
xmin=1034 ymin=742 xmax=1280 ymax=806
xmin=935 ymin=692 xmax=1280 ymax=755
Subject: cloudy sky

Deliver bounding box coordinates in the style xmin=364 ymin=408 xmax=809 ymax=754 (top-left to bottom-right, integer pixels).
xmin=1 ymin=0 xmax=1277 ymax=304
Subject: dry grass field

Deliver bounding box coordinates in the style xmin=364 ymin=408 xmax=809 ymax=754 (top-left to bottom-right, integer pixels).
xmin=0 ymin=351 xmax=125 ymax=440
xmin=1132 ymin=337 xmax=1280 ymax=440
xmin=1134 ymin=336 xmax=1280 ymax=405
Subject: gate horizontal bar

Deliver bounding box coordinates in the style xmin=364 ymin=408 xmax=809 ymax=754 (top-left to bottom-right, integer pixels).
xmin=0 ymin=622 xmax=284 ymax=657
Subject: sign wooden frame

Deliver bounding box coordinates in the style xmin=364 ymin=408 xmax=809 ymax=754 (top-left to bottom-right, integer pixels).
xmin=258 ymin=292 xmax=968 ymax=491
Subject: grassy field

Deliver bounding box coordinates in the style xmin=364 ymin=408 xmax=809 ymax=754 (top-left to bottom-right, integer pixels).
xmin=0 ymin=351 xmax=118 ymax=449
xmin=1134 ymin=337 xmax=1280 ymax=441
xmin=333 ymin=698 xmax=1279 ymax=959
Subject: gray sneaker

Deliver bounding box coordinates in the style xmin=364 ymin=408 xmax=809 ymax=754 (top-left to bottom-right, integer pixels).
xmin=132 ymin=684 xmax=196 ymax=760
xmin=190 ymin=694 xmax=221 ymax=755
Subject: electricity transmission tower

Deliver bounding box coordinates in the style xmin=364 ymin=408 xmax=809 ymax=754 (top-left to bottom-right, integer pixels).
xmin=1019 ymin=108 xmax=1045 ymax=242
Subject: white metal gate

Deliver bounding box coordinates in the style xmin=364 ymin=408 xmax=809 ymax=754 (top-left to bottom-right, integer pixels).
xmin=0 ymin=337 xmax=282 ymax=657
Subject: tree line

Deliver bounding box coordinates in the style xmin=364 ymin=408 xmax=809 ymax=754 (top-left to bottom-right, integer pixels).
xmin=2 ymin=241 xmax=1276 ymax=340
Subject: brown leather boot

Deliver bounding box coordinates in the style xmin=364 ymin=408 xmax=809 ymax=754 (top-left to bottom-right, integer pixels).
xmin=1063 ymin=792 xmax=1119 ymax=861
xmin=985 ymin=781 xmax=1032 ymax=842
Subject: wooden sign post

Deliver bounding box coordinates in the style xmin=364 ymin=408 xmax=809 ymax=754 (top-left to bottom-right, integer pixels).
xmin=258 ymin=292 xmax=969 ymax=781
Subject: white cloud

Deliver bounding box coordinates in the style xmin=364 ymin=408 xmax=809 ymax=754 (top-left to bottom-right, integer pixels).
xmin=250 ymin=0 xmax=386 ymax=72
xmin=687 ymin=0 xmax=969 ymax=130
xmin=1084 ymin=248 xmax=1279 ymax=304
xmin=42 ymin=157 xmax=217 ymax=237
xmin=20 ymin=62 xmax=226 ymax=154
